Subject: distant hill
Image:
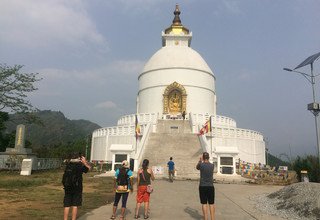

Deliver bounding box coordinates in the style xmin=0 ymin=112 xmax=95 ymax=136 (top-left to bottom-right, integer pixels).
xmin=267 ymin=153 xmax=291 ymax=169
xmin=5 ymin=110 xmax=101 ymax=148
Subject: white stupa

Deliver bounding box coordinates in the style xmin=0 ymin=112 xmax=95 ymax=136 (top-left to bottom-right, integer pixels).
xmin=91 ymin=5 xmax=265 ymax=176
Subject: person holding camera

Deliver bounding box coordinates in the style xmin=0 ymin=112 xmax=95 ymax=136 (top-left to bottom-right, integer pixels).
xmin=196 ymin=152 xmax=215 ymax=220
xmin=62 ymin=152 xmax=91 ymax=220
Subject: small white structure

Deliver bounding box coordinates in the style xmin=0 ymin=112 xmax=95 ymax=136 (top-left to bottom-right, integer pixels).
xmin=91 ymin=5 xmax=265 ymax=176
xmin=20 ymin=158 xmax=33 ymax=176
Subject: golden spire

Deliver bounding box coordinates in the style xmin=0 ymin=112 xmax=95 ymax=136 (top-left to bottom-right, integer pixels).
xmin=165 ymin=4 xmax=189 ymax=35
xmin=172 ymin=4 xmax=182 ymax=25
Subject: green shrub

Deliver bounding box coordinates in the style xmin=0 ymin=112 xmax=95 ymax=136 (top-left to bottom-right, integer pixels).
xmin=292 ymin=155 xmax=319 ymax=182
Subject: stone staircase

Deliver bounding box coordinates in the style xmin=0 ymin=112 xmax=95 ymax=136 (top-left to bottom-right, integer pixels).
xmin=142 ymin=120 xmax=203 ymax=179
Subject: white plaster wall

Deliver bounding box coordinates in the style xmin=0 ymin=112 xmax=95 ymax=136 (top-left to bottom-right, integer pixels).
xmin=237 ymin=139 xmax=265 ymax=164
xmin=237 ymin=139 xmax=255 ymax=163
xmin=138 ymin=87 xmax=215 ymax=115
xmin=91 ymin=135 xmax=135 ymax=162
xmin=105 ymin=136 xmax=135 ymax=161
xmin=214 ymin=137 xmax=237 ymax=148
xmin=254 ymin=140 xmax=266 ymax=164
xmin=138 ymin=68 xmax=216 ymax=115
xmin=139 ymin=68 xmax=215 ymax=91
xmin=210 ymin=131 xmax=266 ymax=165
xmin=91 ymin=136 xmax=107 ymax=161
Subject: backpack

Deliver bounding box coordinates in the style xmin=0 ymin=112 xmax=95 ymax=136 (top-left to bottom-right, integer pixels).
xmin=62 ymin=163 xmax=81 ymax=191
xmin=116 ymin=168 xmax=129 ymax=191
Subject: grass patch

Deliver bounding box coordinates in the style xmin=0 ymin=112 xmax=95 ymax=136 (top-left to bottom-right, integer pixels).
xmin=0 ymin=178 xmax=48 ymax=188
xmin=0 ymin=169 xmax=114 ymax=220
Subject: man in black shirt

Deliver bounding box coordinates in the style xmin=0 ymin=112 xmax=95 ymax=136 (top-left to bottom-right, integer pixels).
xmin=196 ymin=152 xmax=215 ymax=220
xmin=63 ymin=153 xmax=91 ymax=220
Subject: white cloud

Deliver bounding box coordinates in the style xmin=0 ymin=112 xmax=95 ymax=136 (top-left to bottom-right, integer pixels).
xmin=94 ymin=101 xmax=117 ymax=109
xmin=32 ymin=58 xmax=143 ymax=100
xmin=0 ymin=0 xmax=108 ymax=52
xmin=110 ymin=60 xmax=145 ymax=75
xmin=222 ymin=0 xmax=243 ymax=15
xmin=116 ymin=0 xmax=168 ymax=11
xmin=37 ymin=59 xmax=144 ymax=82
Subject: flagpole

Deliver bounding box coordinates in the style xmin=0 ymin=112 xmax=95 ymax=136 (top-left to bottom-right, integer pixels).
xmin=135 ymin=114 xmax=138 ymax=155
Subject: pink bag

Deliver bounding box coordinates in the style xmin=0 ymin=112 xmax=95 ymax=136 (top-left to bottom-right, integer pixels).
xmin=141 ymin=169 xmax=153 ymax=194
xmin=147 ymin=184 xmax=153 ymax=193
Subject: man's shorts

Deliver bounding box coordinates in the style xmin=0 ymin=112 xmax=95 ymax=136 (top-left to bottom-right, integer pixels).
xmin=199 ymin=186 xmax=215 ymax=204
xmin=64 ymin=192 xmax=82 ymax=207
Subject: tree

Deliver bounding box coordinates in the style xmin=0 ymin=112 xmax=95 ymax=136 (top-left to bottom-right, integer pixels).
xmin=292 ymin=155 xmax=320 ymax=182
xmin=0 ymin=112 xmax=10 ymax=152
xmin=0 ymin=64 xmax=41 ymax=112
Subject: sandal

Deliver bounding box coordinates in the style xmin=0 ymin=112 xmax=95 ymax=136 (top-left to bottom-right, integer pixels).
xmin=119 ymin=216 xmax=125 ymax=220
xmin=110 ymin=215 xmax=115 ymax=220
xmin=144 ymin=215 xmax=149 ymax=219
xmin=134 ymin=215 xmax=140 ymax=219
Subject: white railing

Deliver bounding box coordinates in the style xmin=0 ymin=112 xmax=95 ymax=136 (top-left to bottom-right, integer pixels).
xmin=198 ymin=125 xmax=210 ymax=153
xmin=134 ymin=123 xmax=152 ymax=169
xmin=211 ymin=127 xmax=263 ymax=141
xmin=117 ymin=113 xmax=159 ymax=126
xmin=0 ymin=158 xmax=4 ymax=167
xmin=94 ymin=113 xmax=159 ymax=138
xmin=190 ymin=113 xmax=237 ymax=128
xmin=35 ymin=158 xmax=63 ymax=170
xmin=93 ymin=125 xmax=135 ymax=137
xmin=0 ymin=157 xmax=22 ymax=170
xmin=189 ymin=113 xmax=262 ymax=141
xmin=0 ymin=158 xmax=62 ymax=170
xmin=189 ymin=112 xmax=198 ymax=133
xmin=93 ymin=123 xmax=151 ymax=138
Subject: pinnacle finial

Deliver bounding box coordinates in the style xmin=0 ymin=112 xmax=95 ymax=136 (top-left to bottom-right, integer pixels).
xmin=172 ymin=4 xmax=181 ymax=25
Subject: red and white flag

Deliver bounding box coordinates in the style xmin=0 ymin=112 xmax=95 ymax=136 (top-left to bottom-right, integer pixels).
xmin=198 ymin=117 xmax=212 ymax=136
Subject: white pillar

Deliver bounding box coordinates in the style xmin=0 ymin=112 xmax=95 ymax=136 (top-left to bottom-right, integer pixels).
xmin=111 ymin=154 xmax=115 ymax=171
xmin=217 ymin=156 xmax=221 ymax=174
xmin=233 ymin=156 xmax=236 ymax=175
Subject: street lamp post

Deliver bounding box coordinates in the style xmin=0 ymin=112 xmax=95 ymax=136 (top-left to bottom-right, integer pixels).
xmin=284 ymin=52 xmax=320 ymax=168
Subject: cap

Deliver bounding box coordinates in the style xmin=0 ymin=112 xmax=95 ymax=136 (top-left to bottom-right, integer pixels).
xmin=122 ymin=160 xmax=129 ymax=168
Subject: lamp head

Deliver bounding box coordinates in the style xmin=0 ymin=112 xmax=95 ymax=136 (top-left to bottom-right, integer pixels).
xmin=283 ymin=68 xmax=293 ymax=72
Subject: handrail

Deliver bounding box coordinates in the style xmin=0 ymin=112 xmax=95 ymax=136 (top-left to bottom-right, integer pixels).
xmin=134 ymin=123 xmax=152 ymax=171
xmin=197 ymin=124 xmax=210 ymax=153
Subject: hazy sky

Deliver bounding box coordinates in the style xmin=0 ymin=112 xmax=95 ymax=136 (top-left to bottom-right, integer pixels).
xmin=1 ymin=0 xmax=320 ymax=158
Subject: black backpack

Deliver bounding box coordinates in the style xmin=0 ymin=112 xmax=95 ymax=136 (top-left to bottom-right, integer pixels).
xmin=62 ymin=163 xmax=81 ymax=191
xmin=117 ymin=168 xmax=129 ymax=186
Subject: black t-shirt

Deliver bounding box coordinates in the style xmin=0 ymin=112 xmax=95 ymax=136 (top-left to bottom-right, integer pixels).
xmin=64 ymin=162 xmax=89 ymax=193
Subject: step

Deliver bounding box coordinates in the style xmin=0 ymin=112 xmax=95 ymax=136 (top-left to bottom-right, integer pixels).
xmin=140 ymin=120 xmax=204 ymax=177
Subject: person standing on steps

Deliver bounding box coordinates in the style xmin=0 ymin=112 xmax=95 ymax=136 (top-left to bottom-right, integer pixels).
xmin=182 ymin=110 xmax=186 ymax=120
xmin=196 ymin=152 xmax=215 ymax=220
xmin=134 ymin=159 xmax=155 ymax=219
xmin=167 ymin=157 xmax=175 ymax=182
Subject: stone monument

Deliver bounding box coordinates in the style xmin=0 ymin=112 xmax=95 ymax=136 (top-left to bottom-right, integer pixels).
xmin=0 ymin=124 xmax=36 ymax=170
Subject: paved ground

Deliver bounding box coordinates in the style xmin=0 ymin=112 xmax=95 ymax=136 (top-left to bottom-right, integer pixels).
xmin=79 ymin=179 xmax=285 ymax=220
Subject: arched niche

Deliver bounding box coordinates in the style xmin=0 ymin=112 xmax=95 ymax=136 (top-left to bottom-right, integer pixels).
xmin=163 ymin=81 xmax=187 ymax=114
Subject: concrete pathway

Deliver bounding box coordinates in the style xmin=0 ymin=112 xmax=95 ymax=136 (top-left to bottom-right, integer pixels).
xmin=79 ymin=179 xmax=285 ymax=220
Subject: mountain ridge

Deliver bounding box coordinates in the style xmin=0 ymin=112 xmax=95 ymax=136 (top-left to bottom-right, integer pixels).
xmin=5 ymin=110 xmax=101 ymax=149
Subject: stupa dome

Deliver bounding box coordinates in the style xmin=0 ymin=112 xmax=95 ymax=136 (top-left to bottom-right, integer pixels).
xmin=141 ymin=46 xmax=214 ymax=76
